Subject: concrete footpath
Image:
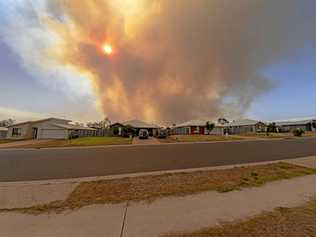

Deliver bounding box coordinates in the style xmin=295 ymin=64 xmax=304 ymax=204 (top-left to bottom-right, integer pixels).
xmin=1 ymin=156 xmax=316 ymax=237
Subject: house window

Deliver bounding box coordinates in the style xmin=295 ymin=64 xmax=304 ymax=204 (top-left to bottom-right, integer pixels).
xmin=12 ymin=128 xmax=22 ymax=137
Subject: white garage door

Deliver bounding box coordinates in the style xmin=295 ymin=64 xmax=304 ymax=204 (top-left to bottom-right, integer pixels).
xmin=40 ymin=129 xmax=67 ymax=139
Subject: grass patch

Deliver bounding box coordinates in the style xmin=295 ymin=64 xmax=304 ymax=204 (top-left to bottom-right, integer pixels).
xmin=240 ymin=133 xmax=295 ymax=139
xmin=240 ymin=132 xmax=316 ymax=139
xmin=163 ymin=198 xmax=316 ymax=237
xmin=304 ymin=131 xmax=316 ymax=137
xmin=2 ymin=162 xmax=315 ymax=215
xmin=159 ymin=135 xmax=245 ymax=143
xmin=19 ymin=137 xmax=132 ymax=148
xmin=0 ymin=139 xmax=16 ymax=144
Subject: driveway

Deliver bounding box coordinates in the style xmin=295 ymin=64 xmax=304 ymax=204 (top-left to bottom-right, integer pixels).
xmin=0 ymin=139 xmax=51 ymax=149
xmin=132 ymin=137 xmax=160 ymax=145
xmin=1 ymin=138 xmax=316 ymax=182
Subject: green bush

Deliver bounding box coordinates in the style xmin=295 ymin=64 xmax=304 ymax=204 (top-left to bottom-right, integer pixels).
xmin=293 ymin=128 xmax=304 ymax=137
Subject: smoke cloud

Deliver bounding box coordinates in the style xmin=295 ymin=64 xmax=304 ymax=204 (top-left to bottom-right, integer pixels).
xmin=8 ymin=0 xmax=316 ymax=124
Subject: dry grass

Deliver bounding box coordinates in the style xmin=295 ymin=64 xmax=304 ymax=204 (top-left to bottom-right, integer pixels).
xmin=240 ymin=133 xmax=294 ymax=139
xmin=0 ymin=140 xmax=15 ymax=144
xmin=163 ymin=198 xmax=316 ymax=237
xmin=159 ymin=135 xmax=245 ymax=143
xmin=1 ymin=162 xmax=315 ymax=215
xmin=160 ymin=132 xmax=316 ymax=143
xmin=241 ymin=132 xmax=316 ymax=139
xmin=304 ymin=131 xmax=316 ymax=137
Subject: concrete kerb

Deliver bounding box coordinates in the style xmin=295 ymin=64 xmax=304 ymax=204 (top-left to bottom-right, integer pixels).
xmin=1 ymin=156 xmax=315 ymax=188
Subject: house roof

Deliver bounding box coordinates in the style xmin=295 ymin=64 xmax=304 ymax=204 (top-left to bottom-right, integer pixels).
xmin=8 ymin=118 xmax=72 ymax=127
xmin=110 ymin=122 xmax=125 ymax=127
xmin=54 ymin=123 xmax=96 ymax=131
xmin=226 ymin=119 xmax=263 ymax=127
xmin=122 ymin=119 xmax=160 ymax=128
xmin=175 ymin=119 xmax=210 ymax=128
xmin=0 ymin=127 xmax=8 ymax=131
xmin=275 ymin=120 xmax=314 ymax=126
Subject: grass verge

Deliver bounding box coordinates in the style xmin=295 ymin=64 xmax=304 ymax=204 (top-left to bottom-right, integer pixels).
xmin=159 ymin=135 xmax=245 ymax=143
xmin=1 ymin=162 xmax=315 ymax=215
xmin=18 ymin=137 xmax=132 ymax=148
xmin=163 ymin=198 xmax=316 ymax=237
xmin=0 ymin=139 xmax=25 ymax=144
xmin=240 ymin=132 xmax=316 ymax=139
xmin=0 ymin=140 xmax=15 ymax=144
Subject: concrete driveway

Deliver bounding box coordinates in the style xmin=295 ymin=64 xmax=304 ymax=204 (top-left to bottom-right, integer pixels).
xmin=0 ymin=139 xmax=51 ymax=149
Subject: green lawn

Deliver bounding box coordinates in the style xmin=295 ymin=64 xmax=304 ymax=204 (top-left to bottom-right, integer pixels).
xmin=21 ymin=137 xmax=132 ymax=148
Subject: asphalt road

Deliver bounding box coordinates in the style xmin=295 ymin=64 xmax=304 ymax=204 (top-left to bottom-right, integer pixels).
xmin=0 ymin=138 xmax=316 ymax=182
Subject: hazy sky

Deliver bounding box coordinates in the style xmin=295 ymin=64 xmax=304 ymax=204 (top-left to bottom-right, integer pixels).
xmin=0 ymin=0 xmax=315 ymax=124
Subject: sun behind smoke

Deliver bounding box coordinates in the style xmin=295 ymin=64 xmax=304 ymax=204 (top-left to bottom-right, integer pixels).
xmin=103 ymin=43 xmax=113 ymax=55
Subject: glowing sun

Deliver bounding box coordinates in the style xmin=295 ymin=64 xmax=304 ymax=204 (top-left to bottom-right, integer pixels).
xmin=103 ymin=43 xmax=113 ymax=55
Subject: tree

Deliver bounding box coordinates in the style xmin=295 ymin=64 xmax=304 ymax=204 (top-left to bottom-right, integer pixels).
xmin=217 ymin=118 xmax=229 ymax=125
xmin=206 ymin=121 xmax=215 ymax=134
xmin=0 ymin=119 xmax=15 ymax=127
xmin=87 ymin=117 xmax=111 ymax=129
xmin=267 ymin=122 xmax=277 ymax=133
xmin=293 ymin=128 xmax=304 ymax=137
xmin=99 ymin=117 xmax=111 ymax=129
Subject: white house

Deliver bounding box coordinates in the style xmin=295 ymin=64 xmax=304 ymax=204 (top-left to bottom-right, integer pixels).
xmin=172 ymin=119 xmax=209 ymax=135
xmin=6 ymin=118 xmax=95 ymax=140
xmin=224 ymin=119 xmax=266 ymax=134
xmin=0 ymin=127 xmax=8 ymax=139
xmin=122 ymin=119 xmax=160 ymax=136
xmin=275 ymin=120 xmax=316 ymax=132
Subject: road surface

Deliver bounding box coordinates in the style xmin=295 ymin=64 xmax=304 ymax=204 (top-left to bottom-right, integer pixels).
xmin=0 ymin=138 xmax=316 ymax=182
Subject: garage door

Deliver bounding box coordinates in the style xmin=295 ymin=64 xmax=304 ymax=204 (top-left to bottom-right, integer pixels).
xmin=40 ymin=129 xmax=67 ymax=139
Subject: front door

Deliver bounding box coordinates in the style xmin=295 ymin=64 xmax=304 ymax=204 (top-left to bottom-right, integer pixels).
xmin=32 ymin=128 xmax=38 ymax=139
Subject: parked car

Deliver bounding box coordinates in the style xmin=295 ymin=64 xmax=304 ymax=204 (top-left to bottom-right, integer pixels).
xmin=139 ymin=129 xmax=149 ymax=139
xmin=69 ymin=130 xmax=79 ymax=139
xmin=156 ymin=129 xmax=168 ymax=139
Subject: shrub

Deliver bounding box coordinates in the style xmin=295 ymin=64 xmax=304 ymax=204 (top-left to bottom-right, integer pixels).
xmin=267 ymin=123 xmax=277 ymax=133
xmin=293 ymin=128 xmax=304 ymax=137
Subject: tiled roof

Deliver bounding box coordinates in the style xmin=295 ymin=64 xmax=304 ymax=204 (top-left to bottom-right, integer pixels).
xmin=175 ymin=119 xmax=210 ymax=127
xmin=54 ymin=123 xmax=96 ymax=130
xmin=226 ymin=119 xmax=263 ymax=127
xmin=122 ymin=119 xmax=160 ymax=128
xmin=275 ymin=120 xmax=314 ymax=126
xmin=8 ymin=118 xmax=71 ymax=127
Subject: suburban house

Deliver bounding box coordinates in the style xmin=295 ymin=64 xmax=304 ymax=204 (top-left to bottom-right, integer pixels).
xmin=275 ymin=120 xmax=316 ymax=132
xmin=6 ymin=118 xmax=95 ymax=140
xmin=109 ymin=122 xmax=126 ymax=136
xmin=225 ymin=119 xmax=266 ymax=134
xmin=0 ymin=127 xmax=8 ymax=139
xmin=171 ymin=119 xmax=215 ymax=135
xmin=122 ymin=119 xmax=160 ymax=136
xmin=171 ymin=118 xmax=267 ymax=135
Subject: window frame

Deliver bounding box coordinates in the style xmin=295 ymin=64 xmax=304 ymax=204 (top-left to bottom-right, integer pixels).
xmin=12 ymin=127 xmax=22 ymax=137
